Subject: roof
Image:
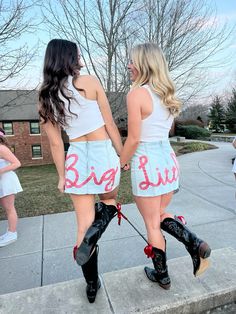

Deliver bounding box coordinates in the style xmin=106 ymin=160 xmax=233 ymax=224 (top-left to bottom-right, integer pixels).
xmin=0 ymin=90 xmax=39 ymax=121
xmin=0 ymin=89 xmax=127 ymax=122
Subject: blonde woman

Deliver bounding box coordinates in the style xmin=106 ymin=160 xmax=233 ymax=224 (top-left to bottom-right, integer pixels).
xmin=120 ymin=43 xmax=211 ymax=290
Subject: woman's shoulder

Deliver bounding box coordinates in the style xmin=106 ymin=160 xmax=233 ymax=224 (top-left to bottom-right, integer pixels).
xmin=127 ymin=86 xmax=151 ymax=101
xmin=73 ymin=75 xmax=102 ymax=93
xmin=75 ymin=74 xmax=99 ymax=85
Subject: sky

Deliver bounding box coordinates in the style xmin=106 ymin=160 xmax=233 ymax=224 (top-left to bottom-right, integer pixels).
xmin=207 ymin=0 xmax=236 ymax=96
xmin=0 ymin=0 xmax=236 ymax=102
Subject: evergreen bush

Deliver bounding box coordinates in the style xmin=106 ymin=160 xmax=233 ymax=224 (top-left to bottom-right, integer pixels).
xmin=176 ymin=125 xmax=211 ymax=139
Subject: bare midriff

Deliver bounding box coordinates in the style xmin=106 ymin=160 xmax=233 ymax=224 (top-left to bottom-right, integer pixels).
xmin=69 ymin=126 xmax=109 ymax=142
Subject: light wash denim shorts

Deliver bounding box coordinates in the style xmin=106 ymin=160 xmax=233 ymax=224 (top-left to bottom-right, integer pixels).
xmin=131 ymin=140 xmax=179 ymax=197
xmin=65 ymin=139 xmax=120 ymax=194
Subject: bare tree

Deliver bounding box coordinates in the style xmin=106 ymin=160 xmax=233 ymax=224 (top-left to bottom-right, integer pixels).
xmin=41 ymin=0 xmax=143 ymax=119
xmin=0 ymin=0 xmax=36 ymax=85
xmin=136 ymin=0 xmax=234 ymax=104
xmin=180 ymin=103 xmax=210 ymax=124
xmin=41 ymin=0 xmax=234 ymax=117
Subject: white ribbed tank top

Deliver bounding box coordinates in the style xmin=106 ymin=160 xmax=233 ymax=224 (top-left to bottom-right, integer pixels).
xmin=140 ymin=85 xmax=174 ymax=142
xmin=60 ymin=76 xmax=105 ymax=140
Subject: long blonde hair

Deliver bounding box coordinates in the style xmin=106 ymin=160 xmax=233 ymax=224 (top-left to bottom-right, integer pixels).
xmin=130 ymin=43 xmax=181 ymax=116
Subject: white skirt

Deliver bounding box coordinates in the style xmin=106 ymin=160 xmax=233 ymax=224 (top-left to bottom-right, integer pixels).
xmin=131 ymin=140 xmax=179 ymax=197
xmin=0 ymin=171 xmax=23 ymax=198
xmin=64 ymin=139 xmax=120 ymax=194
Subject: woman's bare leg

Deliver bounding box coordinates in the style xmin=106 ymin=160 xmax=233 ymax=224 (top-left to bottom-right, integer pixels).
xmin=98 ymin=187 xmax=119 ymax=206
xmin=70 ymin=194 xmax=95 ymax=247
xmin=134 ymin=195 xmax=165 ymax=250
xmin=0 ymin=195 xmax=18 ymax=232
xmin=160 ymin=192 xmax=175 ymax=221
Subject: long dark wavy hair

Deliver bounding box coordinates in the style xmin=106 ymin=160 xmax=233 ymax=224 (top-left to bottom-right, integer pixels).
xmin=38 ymin=39 xmax=82 ymax=126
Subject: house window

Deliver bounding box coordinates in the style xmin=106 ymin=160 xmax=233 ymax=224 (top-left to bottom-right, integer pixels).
xmin=2 ymin=122 xmax=13 ymax=135
xmin=32 ymin=145 xmax=42 ymax=158
xmin=30 ymin=121 xmax=40 ymax=134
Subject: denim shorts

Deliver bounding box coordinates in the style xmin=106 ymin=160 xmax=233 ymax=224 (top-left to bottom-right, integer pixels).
xmin=131 ymin=140 xmax=179 ymax=196
xmin=65 ymin=139 xmax=120 ymax=194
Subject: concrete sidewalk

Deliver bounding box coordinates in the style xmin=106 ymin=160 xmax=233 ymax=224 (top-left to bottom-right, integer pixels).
xmin=0 ymin=247 xmax=235 ymax=314
xmin=0 ymin=141 xmax=236 ymax=312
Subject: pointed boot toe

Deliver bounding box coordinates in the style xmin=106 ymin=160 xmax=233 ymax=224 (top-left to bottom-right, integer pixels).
xmin=144 ymin=266 xmax=171 ymax=290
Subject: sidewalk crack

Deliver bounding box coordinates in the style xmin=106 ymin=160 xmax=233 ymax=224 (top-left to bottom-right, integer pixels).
xmin=101 ymin=274 xmax=115 ymax=313
xmin=40 ymin=215 xmax=45 ymax=287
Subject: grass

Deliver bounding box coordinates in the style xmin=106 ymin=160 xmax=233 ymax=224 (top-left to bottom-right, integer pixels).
xmin=211 ymin=132 xmax=236 ymax=136
xmin=0 ymin=141 xmax=216 ymax=220
xmin=175 ymin=142 xmax=216 ymax=154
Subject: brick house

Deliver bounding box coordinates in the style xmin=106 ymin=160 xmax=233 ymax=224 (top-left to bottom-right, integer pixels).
xmin=0 ymin=89 xmax=130 ymax=166
xmin=0 ymin=90 xmax=54 ymax=166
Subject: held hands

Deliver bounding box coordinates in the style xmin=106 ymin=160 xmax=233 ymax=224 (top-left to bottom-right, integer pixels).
xmin=118 ymin=154 xmax=130 ymax=171
xmin=121 ymin=163 xmax=130 ymax=171
xmin=58 ymin=177 xmax=65 ymax=193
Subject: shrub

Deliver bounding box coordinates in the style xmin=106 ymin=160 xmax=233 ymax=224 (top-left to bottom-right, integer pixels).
xmin=225 ymin=89 xmax=236 ymax=132
xmin=208 ymin=96 xmax=225 ymax=132
xmin=176 ymin=125 xmax=211 ymax=139
xmin=175 ymin=119 xmax=204 ymax=128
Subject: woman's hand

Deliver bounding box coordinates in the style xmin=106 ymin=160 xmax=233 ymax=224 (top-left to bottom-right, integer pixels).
xmin=58 ymin=177 xmax=65 ymax=193
xmin=121 ymin=163 xmax=130 ymax=171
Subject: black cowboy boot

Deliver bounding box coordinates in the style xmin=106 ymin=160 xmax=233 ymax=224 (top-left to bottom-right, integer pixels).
xmin=81 ymin=245 xmax=101 ymax=303
xmin=74 ymin=202 xmax=118 ymax=265
xmin=144 ymin=246 xmax=171 ymax=290
xmin=161 ymin=217 xmax=211 ymax=276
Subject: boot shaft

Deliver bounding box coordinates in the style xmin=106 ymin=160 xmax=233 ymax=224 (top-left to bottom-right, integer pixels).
xmin=74 ymin=202 xmax=118 ymax=266
xmin=152 ymin=247 xmax=168 ymax=277
xmin=161 ymin=217 xmax=211 ymax=276
xmin=144 ymin=246 xmax=171 ymax=289
xmin=161 ymin=217 xmax=200 ymax=248
xmin=80 ymin=245 xmax=101 ymax=303
xmin=95 ymin=202 xmax=117 ymax=223
xmin=81 ymin=245 xmax=99 ymax=284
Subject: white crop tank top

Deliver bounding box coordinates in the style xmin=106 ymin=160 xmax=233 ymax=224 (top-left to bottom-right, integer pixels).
xmin=140 ymin=85 xmax=174 ymax=141
xmin=59 ymin=76 xmax=105 ymax=140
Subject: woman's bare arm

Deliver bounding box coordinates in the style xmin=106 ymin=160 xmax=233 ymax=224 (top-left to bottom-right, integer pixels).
xmin=95 ymin=77 xmax=123 ymax=155
xmin=120 ymin=88 xmax=143 ymax=167
xmin=43 ymin=121 xmax=65 ymax=192
xmin=0 ymin=145 xmax=21 ymax=174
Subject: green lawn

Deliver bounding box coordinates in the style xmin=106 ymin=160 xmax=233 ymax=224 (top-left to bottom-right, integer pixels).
xmin=0 ymin=142 xmax=216 ymax=220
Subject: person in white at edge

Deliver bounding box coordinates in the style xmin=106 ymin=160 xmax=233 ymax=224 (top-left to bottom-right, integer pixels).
xmin=232 ymin=137 xmax=236 ymax=180
xmin=0 ymin=127 xmax=23 ymax=247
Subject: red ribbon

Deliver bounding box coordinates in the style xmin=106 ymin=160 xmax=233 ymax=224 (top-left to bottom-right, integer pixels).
xmin=116 ymin=203 xmax=128 ymax=225
xmin=177 ymin=215 xmax=187 ymax=225
xmin=144 ymin=245 xmax=154 ymax=258
xmin=73 ymin=245 xmax=77 ymax=260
